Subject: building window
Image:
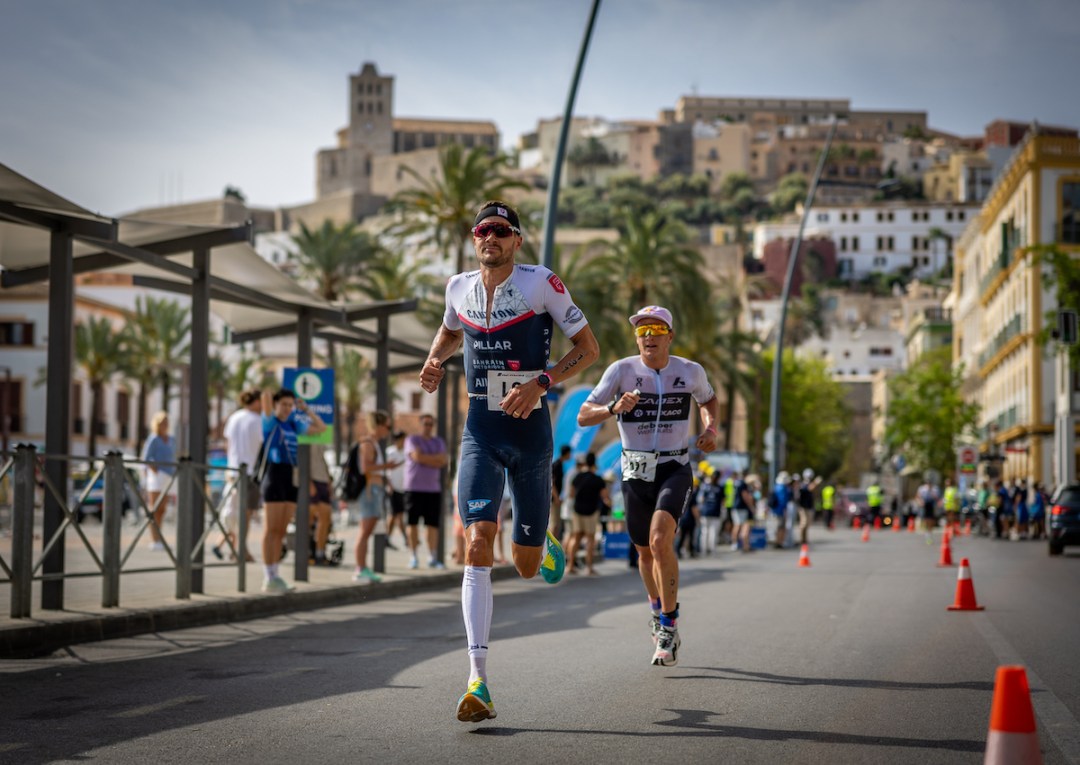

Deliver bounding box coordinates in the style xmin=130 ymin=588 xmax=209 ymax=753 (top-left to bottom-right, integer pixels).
xmin=840 ymin=212 xmax=848 ymax=222
xmin=873 ymin=256 xmax=887 ymax=267
xmin=377 ymin=101 xmax=382 ymax=114
xmin=840 ymin=236 xmax=848 ymax=251
xmin=958 ymin=210 xmax=965 ymax=221
xmin=0 ymin=378 xmax=23 ymax=433
xmin=946 ymin=210 xmax=954 ymax=221
xmin=852 ymin=212 xmax=859 ymax=222
xmin=0 ymin=322 xmax=34 ymax=346
xmin=376 ymin=83 xmax=382 ymax=95
xmin=73 ymin=382 xmax=84 ymax=435
xmin=869 ymin=347 xmax=893 ymax=356
xmin=1062 ymin=181 xmax=1080 ymax=244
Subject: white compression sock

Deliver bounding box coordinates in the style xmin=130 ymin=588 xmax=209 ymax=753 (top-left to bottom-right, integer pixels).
xmin=462 ymin=565 xmax=493 ymax=683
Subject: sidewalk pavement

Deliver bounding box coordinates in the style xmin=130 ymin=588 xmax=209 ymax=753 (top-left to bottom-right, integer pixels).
xmin=0 ymin=514 xmax=520 ymax=659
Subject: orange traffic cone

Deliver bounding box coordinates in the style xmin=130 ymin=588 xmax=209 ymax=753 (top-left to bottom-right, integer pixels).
xmin=984 ymin=666 xmax=1041 ymax=764
xmin=797 ymin=544 xmax=811 ymax=567
xmin=873 ymin=516 xmax=882 ymax=530
xmin=907 ymin=516 xmax=916 ymax=532
xmin=937 ymin=532 xmax=954 ymax=567
xmin=962 ymin=519 xmax=972 ymax=536
xmin=853 ymin=516 xmax=861 ymax=529
xmin=892 ymin=516 xmax=902 ymax=532
xmin=947 ymin=557 xmax=984 ymax=611
xmin=861 ymin=524 xmax=871 ymax=542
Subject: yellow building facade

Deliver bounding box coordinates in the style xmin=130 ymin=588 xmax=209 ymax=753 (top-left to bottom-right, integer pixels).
xmin=953 ymin=134 xmax=1080 ymax=485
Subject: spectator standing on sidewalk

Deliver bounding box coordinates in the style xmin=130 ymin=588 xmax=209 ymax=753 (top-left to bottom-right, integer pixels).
xmin=697 ymin=472 xmax=723 ymax=554
xmin=308 ymin=442 xmax=334 ymax=565
xmin=260 ymin=388 xmax=326 ymax=593
xmin=384 ymin=430 xmax=408 ymax=549
xmin=352 ymin=410 xmax=397 ymax=583
xmin=404 ymin=413 xmax=448 ymax=570
xmin=142 ymin=411 xmax=176 ymax=551
xmin=216 ymin=389 xmax=262 ymax=562
xmin=567 ymin=451 xmax=609 ymax=574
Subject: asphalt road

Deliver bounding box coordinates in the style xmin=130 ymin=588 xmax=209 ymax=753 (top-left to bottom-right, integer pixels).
xmin=2 ymin=526 xmax=1078 ymax=765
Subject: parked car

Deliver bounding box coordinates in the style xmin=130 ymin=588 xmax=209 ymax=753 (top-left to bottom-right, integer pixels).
xmin=1048 ymin=484 xmax=1080 ymax=556
xmin=839 ymin=489 xmax=869 ymax=525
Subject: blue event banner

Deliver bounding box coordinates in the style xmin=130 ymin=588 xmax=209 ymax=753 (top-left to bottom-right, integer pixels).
xmin=283 ymin=367 xmax=335 ymax=445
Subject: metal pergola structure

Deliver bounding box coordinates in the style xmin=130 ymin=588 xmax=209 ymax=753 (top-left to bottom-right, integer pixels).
xmin=0 ymin=162 xmax=442 ymax=605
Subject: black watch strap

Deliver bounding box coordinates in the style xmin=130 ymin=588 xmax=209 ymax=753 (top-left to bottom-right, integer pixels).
xmin=607 ymin=399 xmax=617 ymax=414
xmin=536 ymin=372 xmax=552 ymax=390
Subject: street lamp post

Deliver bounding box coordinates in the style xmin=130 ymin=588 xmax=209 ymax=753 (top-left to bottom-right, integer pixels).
xmin=767 ymin=120 xmax=837 ymax=488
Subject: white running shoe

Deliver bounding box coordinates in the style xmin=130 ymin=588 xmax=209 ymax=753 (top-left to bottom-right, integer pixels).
xmin=652 ymin=626 xmax=681 ymax=667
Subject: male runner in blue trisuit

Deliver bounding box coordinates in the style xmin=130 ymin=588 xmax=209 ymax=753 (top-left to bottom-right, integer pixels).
xmin=419 ymin=200 xmax=599 ymax=722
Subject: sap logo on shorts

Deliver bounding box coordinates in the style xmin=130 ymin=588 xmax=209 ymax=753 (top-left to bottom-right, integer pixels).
xmin=548 ymin=274 xmax=566 ymax=294
xmin=466 ymin=499 xmax=491 ymax=518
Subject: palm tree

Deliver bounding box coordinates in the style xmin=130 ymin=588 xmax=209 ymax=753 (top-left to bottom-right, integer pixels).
xmin=117 ymin=305 xmax=156 ymax=454
xmin=578 ymin=210 xmax=707 ymax=366
xmin=74 ymin=315 xmax=125 ymax=457
xmin=335 ymin=347 xmax=373 ymax=450
xmin=289 ymin=219 xmax=382 ymax=456
xmin=291 ymin=219 xmax=380 ymax=302
xmin=388 ymin=143 xmax=527 ymax=273
xmin=145 ymin=297 xmax=191 ymax=405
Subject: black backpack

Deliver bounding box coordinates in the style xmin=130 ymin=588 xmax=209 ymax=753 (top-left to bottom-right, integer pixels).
xmin=342 ymin=442 xmax=366 ymax=500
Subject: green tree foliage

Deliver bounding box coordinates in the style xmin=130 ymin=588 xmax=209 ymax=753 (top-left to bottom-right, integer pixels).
xmin=123 ymin=295 xmax=190 ymax=427
xmin=290 ymin=219 xmax=380 ymax=302
xmin=884 ymin=346 xmax=981 ymax=479
xmin=570 ymin=210 xmax=707 ymax=366
xmin=1032 ymin=244 xmax=1080 ymax=367
xmin=770 ymin=173 xmax=808 ymax=214
xmin=74 ymin=315 xmax=124 ymax=457
xmin=759 ymin=347 xmax=851 ymax=478
xmin=388 ymin=143 xmax=526 ymax=273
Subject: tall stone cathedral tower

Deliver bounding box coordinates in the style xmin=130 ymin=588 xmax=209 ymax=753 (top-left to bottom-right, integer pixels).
xmin=316 ymin=62 xmax=394 ymax=199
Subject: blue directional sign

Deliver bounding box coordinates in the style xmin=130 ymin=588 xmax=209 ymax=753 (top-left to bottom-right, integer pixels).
xmin=283 ymin=367 xmax=334 ymax=445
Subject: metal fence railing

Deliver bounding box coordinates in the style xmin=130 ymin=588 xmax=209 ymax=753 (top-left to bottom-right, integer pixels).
xmin=0 ymin=445 xmax=252 ymax=618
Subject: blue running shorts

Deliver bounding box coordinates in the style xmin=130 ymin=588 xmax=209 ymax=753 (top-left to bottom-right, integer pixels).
xmin=458 ymin=399 xmax=553 ymax=548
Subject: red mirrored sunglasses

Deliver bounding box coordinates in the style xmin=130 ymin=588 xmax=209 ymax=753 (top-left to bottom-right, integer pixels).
xmin=472 ymin=222 xmax=520 ymax=239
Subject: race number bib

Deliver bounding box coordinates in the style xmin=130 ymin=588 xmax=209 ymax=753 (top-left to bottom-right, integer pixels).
xmin=622 ymin=450 xmax=658 ymax=482
xmin=487 ymin=370 xmax=543 ymax=412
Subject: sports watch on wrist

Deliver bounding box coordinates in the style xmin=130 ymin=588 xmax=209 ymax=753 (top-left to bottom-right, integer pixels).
xmin=536 ymin=372 xmax=552 ymax=391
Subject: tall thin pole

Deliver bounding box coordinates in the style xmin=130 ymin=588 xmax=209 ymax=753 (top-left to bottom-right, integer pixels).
xmin=540 ymin=0 xmax=602 ymax=270
xmin=768 ymin=119 xmax=837 ymax=488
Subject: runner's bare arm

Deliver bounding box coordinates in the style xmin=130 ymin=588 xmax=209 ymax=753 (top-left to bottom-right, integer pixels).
xmin=419 ymin=325 xmax=464 ymax=394
xmin=578 ymin=388 xmax=641 ymax=427
xmin=501 ymin=325 xmax=600 ymax=419
xmin=694 ymin=395 xmax=721 ymax=453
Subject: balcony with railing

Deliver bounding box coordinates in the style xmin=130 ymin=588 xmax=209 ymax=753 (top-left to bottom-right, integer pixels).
xmin=977 ymin=314 xmax=1026 ymax=370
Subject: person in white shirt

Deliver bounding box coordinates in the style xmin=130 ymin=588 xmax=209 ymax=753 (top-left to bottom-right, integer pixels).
xmin=384 ymin=430 xmax=408 ymax=549
xmin=214 ymin=389 xmax=263 ymax=561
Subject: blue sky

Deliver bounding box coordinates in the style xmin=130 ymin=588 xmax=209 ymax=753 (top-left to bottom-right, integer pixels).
xmin=2 ymin=0 xmax=1077 ymax=217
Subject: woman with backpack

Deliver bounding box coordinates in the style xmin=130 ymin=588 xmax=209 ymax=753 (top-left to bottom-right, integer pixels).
xmin=352 ymin=410 xmax=400 ymax=583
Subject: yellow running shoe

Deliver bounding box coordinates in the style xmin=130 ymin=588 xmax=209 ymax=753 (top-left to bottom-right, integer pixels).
xmin=456 ymin=678 xmax=496 ymax=722
xmin=540 ymin=530 xmax=566 ymax=584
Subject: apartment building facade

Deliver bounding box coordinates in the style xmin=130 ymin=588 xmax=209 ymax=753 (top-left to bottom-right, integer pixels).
xmin=753 ymin=200 xmax=978 ymax=280
xmin=950 ymin=133 xmax=1080 ymax=486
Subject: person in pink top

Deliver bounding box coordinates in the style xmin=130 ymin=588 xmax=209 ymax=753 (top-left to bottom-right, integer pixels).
xmin=404 ymin=414 xmax=449 ymax=569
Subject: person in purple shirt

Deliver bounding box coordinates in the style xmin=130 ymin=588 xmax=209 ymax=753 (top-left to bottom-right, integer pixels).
xmin=404 ymin=413 xmax=449 ymax=569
